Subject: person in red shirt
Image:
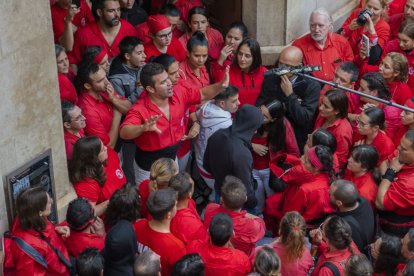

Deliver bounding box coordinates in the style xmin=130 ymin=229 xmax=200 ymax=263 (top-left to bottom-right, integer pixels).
xmin=62 ymin=101 xmax=86 ymax=160
xmin=11 ymin=187 xmax=70 ymax=276
xmin=69 ymin=136 xmax=127 ymax=216
xmin=251 ymin=247 xmax=281 ymax=276
xmin=396 ymin=97 xmax=414 ymax=146
xmin=314 ymin=89 xmax=353 ymax=170
xmin=388 ymin=0 xmax=414 ymax=40
xmin=383 ymin=22 xmax=414 ymax=93
xmin=354 ymin=107 xmax=395 ymax=163
xmin=81 ymin=46 xmax=111 ymax=75
xmin=69 ymin=0 xmax=135 ymax=66
xmin=120 ymin=62 xmax=229 ymax=184
xmin=76 ymin=63 xmax=131 ymax=148
xmin=400 ymin=229 xmax=414 ymax=273
xmin=344 ymin=145 xmax=380 ymax=211
xmin=377 ymin=130 xmax=414 ymax=237
xmin=204 ymin=175 xmax=265 ymax=256
xmin=134 ymin=188 xmax=186 ymax=276
xmin=309 ymin=216 xmax=360 ymax=275
xmin=179 ymin=6 xmax=223 ymax=60
xmin=144 ymin=14 xmax=187 ymax=62
xmin=212 ymin=38 xmax=267 ymax=107
xmin=64 ymin=198 xmax=105 ymax=258
xmin=56 ymin=45 xmax=78 ymax=103
xmin=169 ymin=172 xmax=208 ymax=245
xmin=292 ymin=8 xmax=354 ymax=81
xmin=51 ymin=0 xmax=94 ymax=50
xmin=341 ymin=0 xmax=390 ymax=62
xmin=187 ymin=212 xmax=251 ymax=276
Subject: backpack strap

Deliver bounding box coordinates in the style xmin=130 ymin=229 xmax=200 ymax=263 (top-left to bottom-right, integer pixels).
xmin=4 ymin=231 xmax=48 ymax=268
xmin=321 ymin=261 xmax=340 ymax=276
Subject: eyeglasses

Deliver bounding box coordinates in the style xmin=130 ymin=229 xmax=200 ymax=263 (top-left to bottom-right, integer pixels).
xmin=356 ymin=118 xmax=370 ymax=127
xmin=156 ymin=31 xmax=173 ymax=40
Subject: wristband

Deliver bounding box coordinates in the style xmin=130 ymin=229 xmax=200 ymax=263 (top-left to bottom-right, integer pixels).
xmin=382 ymin=167 xmax=397 ymax=182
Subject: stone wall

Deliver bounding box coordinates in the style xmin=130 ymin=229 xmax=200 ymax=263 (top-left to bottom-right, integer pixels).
xmin=0 ymin=0 xmax=75 ymax=236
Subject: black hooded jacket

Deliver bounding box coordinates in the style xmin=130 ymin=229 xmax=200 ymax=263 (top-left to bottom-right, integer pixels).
xmin=204 ymin=104 xmax=264 ymax=209
xmin=103 ymin=220 xmax=137 ymax=276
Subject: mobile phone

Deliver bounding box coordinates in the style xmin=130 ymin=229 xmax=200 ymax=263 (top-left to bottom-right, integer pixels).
xmin=72 ymin=0 xmax=81 ymax=8
xmin=362 ymin=34 xmax=370 ymax=57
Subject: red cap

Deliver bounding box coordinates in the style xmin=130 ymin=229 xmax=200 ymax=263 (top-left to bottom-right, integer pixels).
xmin=147 ymin=14 xmax=171 ymax=34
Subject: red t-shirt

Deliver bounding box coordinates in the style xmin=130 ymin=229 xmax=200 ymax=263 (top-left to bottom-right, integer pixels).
xmin=388 ymin=13 xmax=405 ymax=40
xmin=64 ymin=231 xmax=105 ymax=258
xmin=292 ymin=33 xmax=354 ymax=81
xmin=144 ymin=37 xmax=187 ymax=62
xmin=134 ymin=219 xmax=186 ymax=276
xmin=314 ymin=116 xmax=353 ymax=170
xmin=120 ymin=86 xmax=201 ymax=151
xmin=77 ymin=92 xmax=114 ymax=145
xmin=50 ymin=0 xmax=94 ymax=43
xmin=73 ymin=147 xmax=126 ymax=203
xmin=170 ymin=207 xmax=208 ymax=245
xmin=174 ymin=0 xmax=203 ymax=24
xmin=344 ymin=170 xmax=378 ymax=211
xmin=58 ymin=73 xmax=78 ymax=104
xmin=135 ymin=22 xmax=152 ymax=44
xmin=64 ymin=129 xmax=84 ymax=160
xmin=69 ymin=19 xmax=135 ymax=64
xmin=203 ymin=204 xmax=266 ymax=256
xmin=179 ymin=59 xmax=211 ymax=88
xmin=138 ymin=179 xmax=151 ymax=219
xmin=356 ymin=131 xmax=395 ymax=164
xmin=179 ymin=27 xmax=224 ymax=60
xmin=186 ymin=239 xmax=251 ymax=276
xmin=341 ymin=8 xmax=390 ymax=55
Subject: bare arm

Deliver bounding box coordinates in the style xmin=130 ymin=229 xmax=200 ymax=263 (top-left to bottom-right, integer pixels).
xmin=119 ymin=115 xmax=162 ymax=140
xmin=107 ymin=109 xmax=122 ymax=149
xmin=106 ymin=83 xmax=132 ymax=114
xmin=58 ymin=5 xmax=79 ymax=51
xmin=91 ymin=200 xmax=109 ymax=217
xmin=200 ymin=66 xmax=230 ymax=103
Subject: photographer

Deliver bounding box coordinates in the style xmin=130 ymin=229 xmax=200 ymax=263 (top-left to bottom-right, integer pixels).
xmin=256 ymin=46 xmax=320 ymax=152
xmin=341 ymin=0 xmax=390 ymax=64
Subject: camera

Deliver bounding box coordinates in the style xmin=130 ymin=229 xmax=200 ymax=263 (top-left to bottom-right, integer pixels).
xmin=264 ymin=65 xmax=321 ymax=77
xmin=356 ymin=9 xmax=373 ymax=26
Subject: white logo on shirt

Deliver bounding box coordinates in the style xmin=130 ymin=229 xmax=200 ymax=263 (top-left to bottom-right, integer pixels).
xmin=115 ymin=169 xmax=124 ymax=179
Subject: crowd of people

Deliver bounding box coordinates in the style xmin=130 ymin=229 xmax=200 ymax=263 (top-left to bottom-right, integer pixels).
xmin=4 ymin=0 xmax=414 ymax=275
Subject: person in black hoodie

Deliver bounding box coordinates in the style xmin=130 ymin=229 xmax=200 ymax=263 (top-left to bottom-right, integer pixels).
xmin=203 ymin=104 xmax=264 ymax=210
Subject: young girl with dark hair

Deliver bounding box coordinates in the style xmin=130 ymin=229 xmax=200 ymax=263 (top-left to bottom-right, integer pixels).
xmin=216 ymin=21 xmax=249 ymax=67
xmin=344 ymin=145 xmax=380 ymax=210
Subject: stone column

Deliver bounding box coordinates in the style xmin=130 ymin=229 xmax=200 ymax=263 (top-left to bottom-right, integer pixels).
xmin=242 ymin=0 xmax=359 ymax=65
xmin=0 ymin=0 xmax=76 ymax=234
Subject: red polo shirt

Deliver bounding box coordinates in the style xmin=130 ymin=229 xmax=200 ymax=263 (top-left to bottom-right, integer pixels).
xmin=77 ymin=92 xmax=114 ymax=145
xmin=370 ymin=131 xmax=395 ymax=163
xmin=120 ymin=86 xmax=201 ymax=151
xmin=384 ymin=39 xmax=414 ymax=94
xmin=170 ymin=207 xmax=208 ymax=245
xmin=69 ymin=19 xmax=135 ymax=64
xmin=73 ymin=147 xmax=126 ymax=203
xmin=134 ymin=219 xmax=186 ymax=276
xmin=64 ymin=231 xmax=105 ymax=258
xmin=292 ymin=33 xmax=354 ymax=81
xmin=175 ymin=0 xmax=203 ymax=24
xmin=179 ymin=59 xmax=211 ymax=88
xmin=179 ymin=27 xmax=224 ymax=60
xmin=341 ymin=9 xmax=390 ymax=56
xmin=281 ymin=173 xmax=334 ymax=222
xmin=58 ymin=73 xmax=78 ymax=104
xmin=186 ymin=239 xmax=251 ymax=276
xmin=144 ymin=37 xmax=186 ymax=62
xmin=388 ymin=13 xmax=405 ymax=40
xmin=50 ymin=0 xmax=94 ymax=43
xmin=203 ymin=204 xmax=266 ymax=256
xmin=64 ymin=129 xmax=85 ymax=160
xmin=314 ymin=116 xmax=353 ymax=169
xmin=344 ymin=170 xmax=378 ymax=211
xmin=383 ymin=163 xmax=414 ymax=216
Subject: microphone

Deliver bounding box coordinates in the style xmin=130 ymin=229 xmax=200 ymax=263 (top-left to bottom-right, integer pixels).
xmin=264 ymin=65 xmax=322 ymax=77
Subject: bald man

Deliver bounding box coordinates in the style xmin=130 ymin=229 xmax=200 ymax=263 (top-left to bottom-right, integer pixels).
xmin=257 ymin=46 xmax=321 ymax=151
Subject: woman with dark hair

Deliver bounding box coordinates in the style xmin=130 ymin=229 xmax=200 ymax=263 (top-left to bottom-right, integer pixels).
xmin=314 ymin=89 xmax=353 ymax=170
xmin=394 ymin=97 xmax=414 ymax=146
xmin=11 ymin=187 xmax=70 ymax=275
xmin=178 ymin=6 xmax=224 ymax=60
xmin=310 ymin=216 xmax=359 ymax=275
xmin=216 ymin=21 xmax=249 ymax=67
xmin=354 ymin=107 xmax=394 ymax=162
xmin=213 ymin=38 xmax=267 ymax=107
xmin=252 ymin=100 xmax=299 ymax=213
xmin=344 ymin=145 xmax=380 ymax=210
xmin=262 ymin=212 xmax=313 ymax=275
xmin=68 ymin=136 xmax=127 ymax=216
xmin=382 ymin=22 xmax=414 ymax=93
xmin=55 ymin=44 xmax=78 ymax=103
xmin=349 ymin=72 xmax=402 ymax=140
xmin=152 ymin=53 xmax=180 ymax=85
xmin=370 ymin=235 xmax=403 ymax=276
xmin=345 ymin=254 xmax=373 ymax=276
xmin=280 ymin=145 xmax=335 ymax=226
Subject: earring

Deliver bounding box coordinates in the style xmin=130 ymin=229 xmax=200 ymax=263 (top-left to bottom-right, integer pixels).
xmin=39 ymin=212 xmax=43 ymax=217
